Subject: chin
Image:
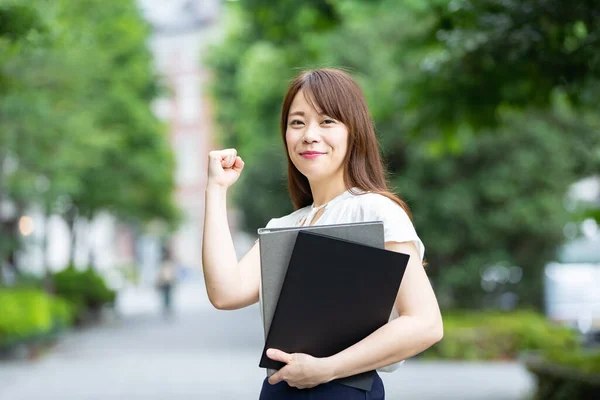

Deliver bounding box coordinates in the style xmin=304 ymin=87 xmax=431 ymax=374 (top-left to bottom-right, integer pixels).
xmin=300 ymin=170 xmax=333 ymax=183
xmin=295 ymin=163 xmax=340 ymax=181
xmin=296 ymin=168 xmax=320 ymax=179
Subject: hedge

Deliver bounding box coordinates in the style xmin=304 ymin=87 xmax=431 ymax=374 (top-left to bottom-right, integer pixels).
xmin=525 ymin=350 xmax=600 ymax=399
xmin=0 ymin=287 xmax=73 ymax=350
xmin=422 ymin=310 xmax=578 ymax=360
xmin=52 ymin=266 xmax=116 ymax=324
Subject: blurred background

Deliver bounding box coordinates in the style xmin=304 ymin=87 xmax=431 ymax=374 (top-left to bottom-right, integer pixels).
xmin=1 ymin=0 xmax=599 ymax=399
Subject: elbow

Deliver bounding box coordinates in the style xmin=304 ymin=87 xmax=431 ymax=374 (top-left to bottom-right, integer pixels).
xmin=428 ymin=317 xmax=444 ymax=345
xmin=205 ymin=283 xmax=237 ymax=310
xmin=209 ymin=296 xmax=234 ymax=311
xmin=205 ymin=282 xmax=248 ymax=311
xmin=206 ymin=290 xmax=229 ymax=310
xmin=208 ymin=294 xmax=242 ymax=311
xmin=209 ymin=298 xmax=226 ymax=310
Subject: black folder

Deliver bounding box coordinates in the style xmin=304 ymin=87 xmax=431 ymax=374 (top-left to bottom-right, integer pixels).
xmin=259 ymin=230 xmax=409 ymax=391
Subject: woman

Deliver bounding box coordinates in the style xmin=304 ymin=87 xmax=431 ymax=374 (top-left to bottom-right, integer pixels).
xmin=202 ymin=68 xmax=443 ymax=399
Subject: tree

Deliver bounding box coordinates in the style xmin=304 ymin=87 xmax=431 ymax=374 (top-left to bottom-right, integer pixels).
xmin=0 ymin=0 xmax=98 ymax=277
xmin=398 ymin=112 xmax=600 ymax=307
xmin=406 ymin=0 xmax=600 ymax=134
xmin=58 ymin=0 xmax=181 ymax=257
xmin=206 ymin=0 xmax=600 ymax=308
xmin=0 ymin=0 xmax=179 ymax=277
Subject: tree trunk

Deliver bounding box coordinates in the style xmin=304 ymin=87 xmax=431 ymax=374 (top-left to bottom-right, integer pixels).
xmin=41 ymin=208 xmax=55 ymax=293
xmin=65 ymin=207 xmax=78 ymax=266
xmin=0 ymin=202 xmax=26 ymax=284
xmin=78 ymin=212 xmax=96 ymax=270
xmin=86 ymin=215 xmax=95 ymax=271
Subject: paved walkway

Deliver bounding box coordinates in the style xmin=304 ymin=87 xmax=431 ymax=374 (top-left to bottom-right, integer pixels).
xmin=0 ymin=281 xmax=534 ymax=399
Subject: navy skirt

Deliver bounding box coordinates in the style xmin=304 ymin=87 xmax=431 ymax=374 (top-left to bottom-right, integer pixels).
xmin=259 ymin=373 xmax=384 ymax=400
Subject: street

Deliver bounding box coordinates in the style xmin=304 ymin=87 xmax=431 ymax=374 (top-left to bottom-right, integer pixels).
xmin=0 ymin=281 xmax=534 ymax=399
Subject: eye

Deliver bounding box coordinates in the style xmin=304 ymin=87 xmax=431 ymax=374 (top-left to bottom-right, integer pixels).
xmin=290 ymin=119 xmax=304 ymax=126
xmin=322 ymin=119 xmax=336 ymax=125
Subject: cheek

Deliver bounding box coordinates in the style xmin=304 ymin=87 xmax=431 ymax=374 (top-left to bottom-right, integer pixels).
xmin=330 ymin=129 xmax=349 ymax=155
xmin=285 ymin=130 xmax=297 ymax=153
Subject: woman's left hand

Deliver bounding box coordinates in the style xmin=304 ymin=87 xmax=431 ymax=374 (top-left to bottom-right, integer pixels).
xmin=266 ymin=348 xmax=334 ymax=389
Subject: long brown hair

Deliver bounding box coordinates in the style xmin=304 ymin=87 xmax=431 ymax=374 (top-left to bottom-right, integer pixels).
xmin=279 ymin=68 xmax=412 ymax=220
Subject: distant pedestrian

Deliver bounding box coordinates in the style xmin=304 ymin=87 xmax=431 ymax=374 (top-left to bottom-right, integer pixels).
xmin=156 ymin=248 xmax=177 ymax=316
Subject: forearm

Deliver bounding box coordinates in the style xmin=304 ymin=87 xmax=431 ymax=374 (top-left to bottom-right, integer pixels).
xmin=201 ymin=184 xmax=242 ymax=307
xmin=325 ymin=315 xmax=443 ymax=380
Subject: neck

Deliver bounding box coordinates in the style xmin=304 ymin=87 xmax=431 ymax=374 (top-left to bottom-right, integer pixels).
xmin=309 ymin=176 xmax=347 ymax=208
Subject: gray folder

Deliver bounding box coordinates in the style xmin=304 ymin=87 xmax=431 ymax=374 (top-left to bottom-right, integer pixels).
xmin=257 ymin=221 xmax=385 ymax=377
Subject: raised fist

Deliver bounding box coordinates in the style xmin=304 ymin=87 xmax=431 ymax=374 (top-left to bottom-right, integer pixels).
xmin=206 ymin=148 xmax=245 ymax=189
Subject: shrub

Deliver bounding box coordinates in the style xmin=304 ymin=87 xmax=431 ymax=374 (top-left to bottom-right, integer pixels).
xmin=0 ymin=287 xmax=73 ymax=349
xmin=423 ymin=310 xmax=579 ymax=360
xmin=52 ymin=266 xmax=116 ymax=323
xmin=525 ymin=350 xmax=600 ymax=399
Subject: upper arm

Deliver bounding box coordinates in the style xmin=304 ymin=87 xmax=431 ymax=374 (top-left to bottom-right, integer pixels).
xmin=385 ymin=240 xmax=441 ymax=321
xmin=232 ymin=216 xmax=283 ymax=309
xmin=223 ymin=241 xmax=261 ymax=310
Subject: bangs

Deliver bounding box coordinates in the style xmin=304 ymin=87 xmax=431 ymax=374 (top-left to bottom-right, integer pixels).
xmin=298 ymin=70 xmax=356 ymax=124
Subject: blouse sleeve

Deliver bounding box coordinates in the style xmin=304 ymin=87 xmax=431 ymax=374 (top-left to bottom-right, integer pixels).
xmin=362 ymin=195 xmax=425 ymax=261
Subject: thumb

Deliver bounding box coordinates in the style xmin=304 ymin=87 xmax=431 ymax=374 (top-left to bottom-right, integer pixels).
xmin=231 ymin=156 xmax=244 ymax=173
xmin=267 ymin=348 xmax=293 ymax=364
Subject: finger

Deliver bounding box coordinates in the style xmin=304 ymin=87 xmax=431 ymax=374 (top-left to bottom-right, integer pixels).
xmin=268 ymin=370 xmax=285 ymax=385
xmin=225 ymin=148 xmax=237 ymax=157
xmin=222 ymin=148 xmax=237 ymax=162
xmin=232 ymin=156 xmax=244 ymax=173
xmin=209 ymin=150 xmax=232 ymax=169
xmin=267 ymin=348 xmax=293 ymax=364
xmin=221 ymin=154 xmax=234 ymax=168
xmin=222 ymin=159 xmax=234 ymax=169
xmin=208 ymin=151 xmax=223 ymax=165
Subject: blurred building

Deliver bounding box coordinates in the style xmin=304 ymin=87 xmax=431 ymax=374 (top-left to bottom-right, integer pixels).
xmin=139 ymin=0 xmax=223 ymax=276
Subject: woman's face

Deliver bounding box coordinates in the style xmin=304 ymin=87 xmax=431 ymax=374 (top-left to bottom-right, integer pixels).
xmin=285 ymin=90 xmax=349 ymax=183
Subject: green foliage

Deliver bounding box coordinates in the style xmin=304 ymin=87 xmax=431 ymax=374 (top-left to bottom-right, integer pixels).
xmin=57 ymin=0 xmax=181 ymax=226
xmin=544 ymin=349 xmax=600 ymax=376
xmin=49 ymin=295 xmax=73 ymax=330
xmin=52 ymin=266 xmax=116 ymax=321
xmin=423 ymin=310 xmax=578 ymax=360
xmin=206 ymin=0 xmax=600 ymax=308
xmin=400 ymin=112 xmax=600 ymax=307
xmin=408 ymin=0 xmax=600 ymax=133
xmin=0 ymin=287 xmax=73 ymax=348
xmin=241 ymin=0 xmax=340 ymax=43
xmin=0 ymin=3 xmax=45 ymax=41
xmin=0 ymin=0 xmax=180 ymax=266
xmin=525 ymin=350 xmax=600 ymax=399
xmin=232 ymin=147 xmax=292 ymax=230
xmin=415 ymin=0 xmax=600 ymax=125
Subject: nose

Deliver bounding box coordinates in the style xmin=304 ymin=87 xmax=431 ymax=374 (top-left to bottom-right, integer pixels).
xmin=302 ymin=122 xmax=321 ymax=144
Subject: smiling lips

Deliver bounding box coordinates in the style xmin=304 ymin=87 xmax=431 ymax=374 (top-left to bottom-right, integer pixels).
xmin=300 ymin=151 xmax=326 ymax=159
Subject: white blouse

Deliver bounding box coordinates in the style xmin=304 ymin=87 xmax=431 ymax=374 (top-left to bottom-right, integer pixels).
xmin=259 ymin=187 xmax=425 ymax=373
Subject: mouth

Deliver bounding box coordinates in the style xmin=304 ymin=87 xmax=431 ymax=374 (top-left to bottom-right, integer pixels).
xmin=300 ymin=151 xmax=326 ymax=159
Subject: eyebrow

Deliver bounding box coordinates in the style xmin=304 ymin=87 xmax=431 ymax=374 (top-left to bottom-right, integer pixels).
xmin=289 ymin=110 xmax=330 ymax=118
